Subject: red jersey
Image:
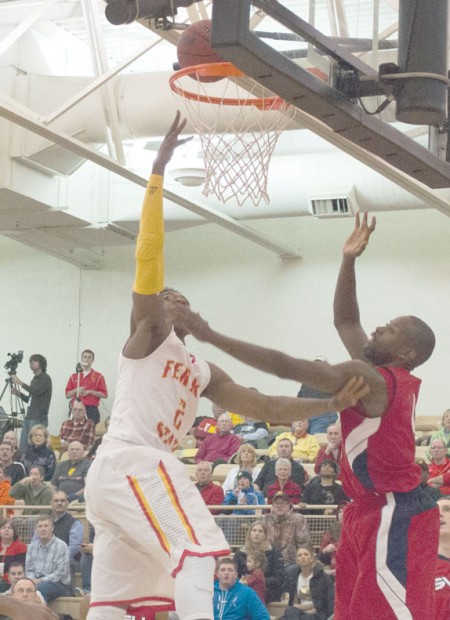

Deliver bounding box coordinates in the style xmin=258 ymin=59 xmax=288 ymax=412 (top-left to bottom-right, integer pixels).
xmin=65 ymin=368 xmax=107 ymax=408
xmin=435 ymin=555 xmax=450 ymax=619
xmin=340 ymin=366 xmax=421 ymax=500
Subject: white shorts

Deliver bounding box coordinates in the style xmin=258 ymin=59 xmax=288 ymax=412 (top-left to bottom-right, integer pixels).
xmin=85 ymin=445 xmax=229 ymax=611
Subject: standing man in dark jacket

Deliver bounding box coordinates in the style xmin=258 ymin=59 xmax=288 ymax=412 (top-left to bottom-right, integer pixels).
xmin=12 ymin=354 xmax=52 ymax=450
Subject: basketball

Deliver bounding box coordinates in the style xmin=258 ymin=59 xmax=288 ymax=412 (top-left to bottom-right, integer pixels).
xmin=176 ymin=20 xmax=224 ymax=82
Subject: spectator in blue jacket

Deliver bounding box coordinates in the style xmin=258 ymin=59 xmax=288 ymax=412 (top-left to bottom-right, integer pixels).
xmin=213 ymin=557 xmax=269 ymax=620
xmin=223 ymin=470 xmax=265 ymax=515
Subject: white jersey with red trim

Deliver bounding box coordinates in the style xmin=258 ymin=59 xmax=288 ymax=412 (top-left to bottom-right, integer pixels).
xmin=86 ymin=330 xmax=228 ymax=611
xmin=102 ymin=328 xmax=211 ymax=453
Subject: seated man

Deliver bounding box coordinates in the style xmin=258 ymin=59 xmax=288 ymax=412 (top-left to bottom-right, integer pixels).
xmin=0 ymin=443 xmax=26 ymax=486
xmin=9 ymin=465 xmax=53 ymax=515
xmin=435 ymin=495 xmax=450 ymax=619
xmin=297 ymin=364 xmax=338 ymax=434
xmin=428 ymin=438 xmax=450 ymax=495
xmin=314 ymin=423 xmax=343 ymax=477
xmin=232 ymin=415 xmax=269 ymax=448
xmin=0 ymin=576 xmax=48 ymax=620
xmin=194 ymin=413 xmax=241 ymax=465
xmin=51 ymin=440 xmax=91 ymax=501
xmin=266 ymin=458 xmax=302 ymax=504
xmin=191 ymin=403 xmax=244 ymax=446
xmin=268 ymin=420 xmax=319 ymax=463
xmin=254 ymin=438 xmax=307 ymax=495
xmin=213 ymin=558 xmax=269 ymax=620
xmin=263 ymin=492 xmax=311 ymax=569
xmin=2 ymin=562 xmax=45 ymax=603
xmin=195 ymin=461 xmax=224 ymax=515
xmin=26 ymin=515 xmax=72 ymax=603
xmin=302 ymin=460 xmax=349 ymax=510
xmin=10 ymin=577 xmax=43 ymax=604
xmin=49 ymin=491 xmax=83 ymax=570
xmin=59 ymin=401 xmax=95 ymax=452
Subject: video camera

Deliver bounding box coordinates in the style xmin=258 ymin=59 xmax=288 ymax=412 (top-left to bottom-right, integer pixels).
xmin=105 ymin=0 xmax=201 ymax=25
xmin=4 ymin=351 xmax=24 ymax=376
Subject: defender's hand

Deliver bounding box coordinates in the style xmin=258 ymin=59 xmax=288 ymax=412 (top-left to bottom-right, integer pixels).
xmin=343 ymin=212 xmax=376 ymax=258
xmin=330 ymin=376 xmax=369 ymax=411
xmin=174 ymin=305 xmax=212 ymax=342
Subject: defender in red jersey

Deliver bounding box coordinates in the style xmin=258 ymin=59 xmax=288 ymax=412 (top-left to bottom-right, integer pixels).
xmin=176 ymin=213 xmax=438 ymax=620
xmin=435 ymin=497 xmax=450 ymax=619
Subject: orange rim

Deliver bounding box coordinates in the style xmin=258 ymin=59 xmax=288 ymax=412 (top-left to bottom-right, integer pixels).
xmin=169 ymin=62 xmax=287 ymax=111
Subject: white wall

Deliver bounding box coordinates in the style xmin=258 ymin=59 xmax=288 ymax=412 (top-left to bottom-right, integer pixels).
xmin=0 ymin=206 xmax=449 ymax=437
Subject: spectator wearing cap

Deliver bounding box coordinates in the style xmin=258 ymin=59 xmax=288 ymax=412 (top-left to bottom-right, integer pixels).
xmin=301 ymin=459 xmax=348 ymax=511
xmin=223 ymin=471 xmax=265 ymax=515
xmin=266 ymin=458 xmax=302 ymax=504
xmin=263 ymin=491 xmax=311 ymax=569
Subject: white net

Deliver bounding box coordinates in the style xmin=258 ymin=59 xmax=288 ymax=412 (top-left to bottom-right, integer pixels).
xmin=170 ymin=63 xmax=296 ymax=207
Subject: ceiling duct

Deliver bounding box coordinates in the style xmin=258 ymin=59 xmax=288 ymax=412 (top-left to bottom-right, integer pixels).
xmin=308 ymin=188 xmax=358 ymax=219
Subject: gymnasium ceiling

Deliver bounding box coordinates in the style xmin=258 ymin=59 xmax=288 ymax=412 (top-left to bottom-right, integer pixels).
xmin=1 ymin=0 xmax=450 ymax=267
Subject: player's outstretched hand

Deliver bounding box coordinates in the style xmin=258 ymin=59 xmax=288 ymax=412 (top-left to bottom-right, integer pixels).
xmin=152 ymin=111 xmax=192 ymax=175
xmin=343 ymin=212 xmax=376 ymax=258
xmin=331 ymin=376 xmax=369 ymax=411
xmin=175 ymin=305 xmax=212 ymax=341
xmin=0 ymin=598 xmax=59 ymax=620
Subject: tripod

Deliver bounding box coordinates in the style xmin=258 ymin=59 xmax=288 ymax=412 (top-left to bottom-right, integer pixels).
xmin=0 ymin=374 xmax=26 ymax=433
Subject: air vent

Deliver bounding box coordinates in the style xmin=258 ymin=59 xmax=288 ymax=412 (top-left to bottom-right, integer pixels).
xmin=308 ymin=189 xmax=357 ymax=218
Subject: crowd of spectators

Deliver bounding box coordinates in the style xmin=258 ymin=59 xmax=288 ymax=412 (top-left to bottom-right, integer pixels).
xmin=0 ymin=385 xmax=447 ymax=620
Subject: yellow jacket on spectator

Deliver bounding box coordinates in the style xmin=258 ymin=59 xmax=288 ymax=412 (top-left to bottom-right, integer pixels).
xmin=268 ymin=432 xmax=320 ymax=461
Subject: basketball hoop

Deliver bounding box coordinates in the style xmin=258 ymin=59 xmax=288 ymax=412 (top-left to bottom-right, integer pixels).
xmin=169 ymin=62 xmax=295 ymax=207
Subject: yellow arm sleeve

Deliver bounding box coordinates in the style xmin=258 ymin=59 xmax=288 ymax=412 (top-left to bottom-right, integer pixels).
xmin=133 ymin=174 xmax=164 ymax=295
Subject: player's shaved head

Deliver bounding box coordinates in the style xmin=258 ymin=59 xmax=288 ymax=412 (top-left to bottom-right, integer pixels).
xmin=403 ymin=315 xmax=435 ymax=368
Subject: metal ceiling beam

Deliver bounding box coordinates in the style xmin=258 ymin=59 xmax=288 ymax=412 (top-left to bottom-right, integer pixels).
xmin=0 ymin=95 xmax=302 ymax=259
xmin=210 ymin=0 xmax=450 ymax=191
xmin=0 ymin=0 xmax=60 ymax=57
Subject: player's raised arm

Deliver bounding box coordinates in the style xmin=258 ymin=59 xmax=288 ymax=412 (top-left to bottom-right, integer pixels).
xmin=176 ymin=305 xmax=387 ymax=416
xmin=124 ymin=112 xmax=190 ymax=359
xmin=333 ymin=212 xmax=376 ymax=360
xmin=204 ymin=364 xmax=369 ymax=424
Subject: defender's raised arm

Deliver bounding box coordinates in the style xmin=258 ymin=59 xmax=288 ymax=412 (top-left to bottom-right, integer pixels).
xmin=333 ymin=212 xmax=376 ymax=360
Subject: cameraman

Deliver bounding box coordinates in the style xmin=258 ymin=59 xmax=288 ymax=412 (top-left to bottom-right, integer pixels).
xmin=11 ymin=355 xmax=52 ymax=450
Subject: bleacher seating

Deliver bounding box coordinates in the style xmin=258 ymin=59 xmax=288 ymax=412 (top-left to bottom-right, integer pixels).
xmin=415 ymin=415 xmax=441 ymax=432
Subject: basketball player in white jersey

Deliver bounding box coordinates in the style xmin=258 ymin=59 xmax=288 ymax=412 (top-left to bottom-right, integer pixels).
xmin=85 ymin=113 xmax=367 ymax=620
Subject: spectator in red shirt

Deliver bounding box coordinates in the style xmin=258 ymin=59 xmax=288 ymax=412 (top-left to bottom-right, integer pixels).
xmin=240 ymin=551 xmax=266 ymax=603
xmin=59 ymin=401 xmax=95 ymax=452
xmin=195 ymin=414 xmax=240 ymax=466
xmin=266 ymin=458 xmax=302 ymax=504
xmin=65 ymin=350 xmax=107 ymax=426
xmin=0 ymin=519 xmax=27 ymax=591
xmin=195 ymin=461 xmax=224 ymax=515
xmin=314 ymin=423 xmax=342 ymax=478
xmin=428 ymin=438 xmax=450 ymax=495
